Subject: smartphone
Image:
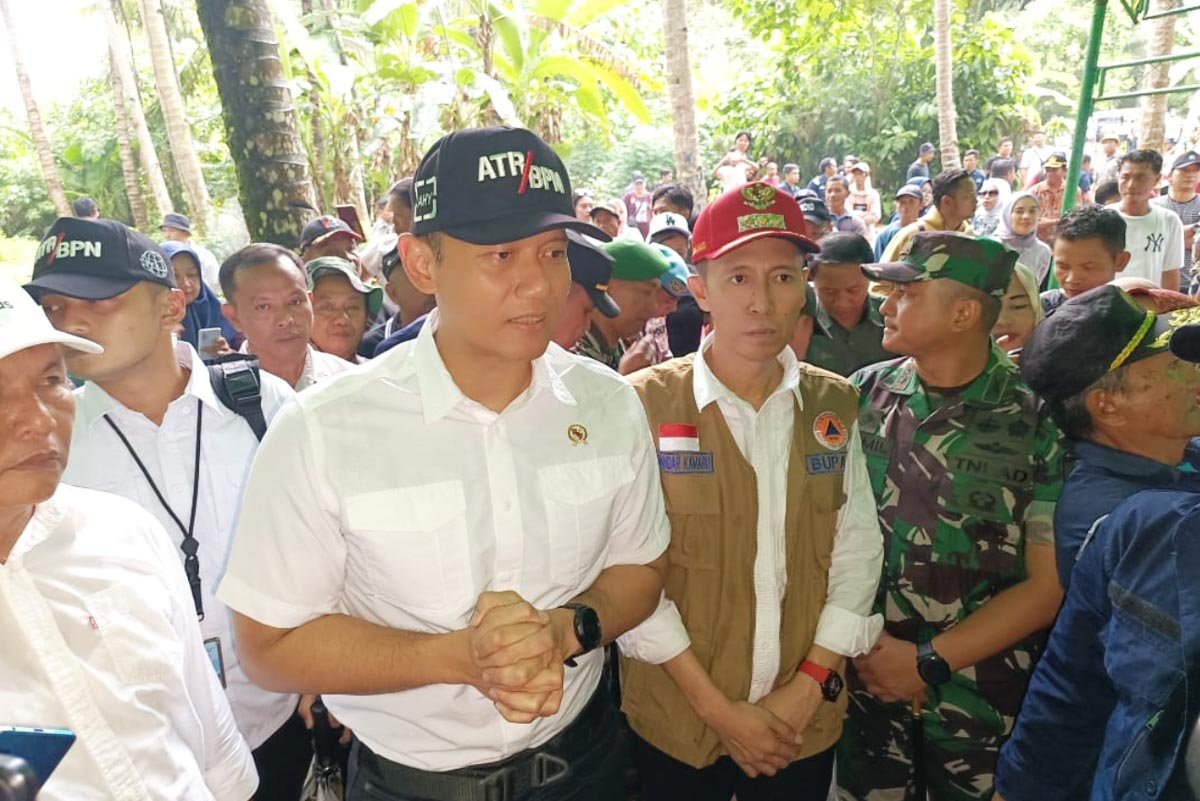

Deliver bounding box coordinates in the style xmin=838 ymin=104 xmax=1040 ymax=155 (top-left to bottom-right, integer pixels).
xmin=335 ymin=204 xmax=365 ymax=240
xmin=198 ymin=327 xmax=223 ymax=357
xmin=0 ymin=726 xmax=75 ymax=791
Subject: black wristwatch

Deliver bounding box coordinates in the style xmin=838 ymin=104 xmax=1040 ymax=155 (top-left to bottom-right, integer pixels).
xmin=560 ymin=604 xmax=602 ymax=667
xmin=799 ymin=660 xmax=844 ymax=702
xmin=916 ymin=641 xmax=952 ymax=686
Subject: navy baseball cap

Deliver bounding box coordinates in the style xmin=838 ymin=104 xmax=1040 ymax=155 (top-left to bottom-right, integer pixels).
xmin=566 ymin=230 xmax=619 ymax=318
xmin=26 ymin=217 xmax=176 ymax=301
xmin=300 ymin=215 xmax=363 ymax=253
xmin=409 ymin=126 xmax=609 ymax=245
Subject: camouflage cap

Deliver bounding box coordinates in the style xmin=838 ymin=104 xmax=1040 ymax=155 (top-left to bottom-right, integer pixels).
xmin=860 ymin=231 xmax=1017 ymax=298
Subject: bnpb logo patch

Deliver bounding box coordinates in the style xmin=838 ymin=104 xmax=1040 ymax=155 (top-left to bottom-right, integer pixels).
xmin=812 ymin=411 xmax=848 ymax=451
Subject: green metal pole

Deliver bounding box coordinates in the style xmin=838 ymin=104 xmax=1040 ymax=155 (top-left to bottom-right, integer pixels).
xmin=1064 ymin=0 xmax=1109 ymax=216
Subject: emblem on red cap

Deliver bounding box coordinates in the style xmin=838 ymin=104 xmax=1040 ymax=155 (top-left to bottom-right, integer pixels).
xmin=741 ymin=184 xmax=776 ymax=211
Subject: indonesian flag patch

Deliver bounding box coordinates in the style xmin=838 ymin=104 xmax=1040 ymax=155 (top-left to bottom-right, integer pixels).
xmin=659 ymin=423 xmax=699 ymax=452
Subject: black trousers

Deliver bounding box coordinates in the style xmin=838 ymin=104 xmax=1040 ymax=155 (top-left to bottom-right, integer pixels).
xmin=251 ymin=712 xmax=313 ymax=801
xmin=346 ymin=689 xmax=628 ymax=801
xmin=631 ymin=730 xmax=835 ymax=801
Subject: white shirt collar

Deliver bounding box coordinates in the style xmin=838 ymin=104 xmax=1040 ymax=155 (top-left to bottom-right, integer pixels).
xmin=76 ymin=341 xmax=227 ymax=430
xmin=691 ymin=331 xmax=804 ymax=412
xmin=412 ymin=310 xmax=577 ymax=425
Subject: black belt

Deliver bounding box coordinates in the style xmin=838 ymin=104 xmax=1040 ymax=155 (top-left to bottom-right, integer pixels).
xmin=355 ymin=682 xmax=613 ymax=801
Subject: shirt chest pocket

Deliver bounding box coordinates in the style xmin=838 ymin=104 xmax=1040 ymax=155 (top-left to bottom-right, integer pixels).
xmin=84 ymin=579 xmax=183 ymax=686
xmin=539 ymin=455 xmax=635 ymax=589
xmin=347 ymin=482 xmax=473 ymax=613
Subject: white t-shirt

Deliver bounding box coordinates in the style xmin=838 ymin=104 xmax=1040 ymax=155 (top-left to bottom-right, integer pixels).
xmin=1119 ymin=205 xmax=1185 ymax=286
xmin=1019 ymin=146 xmax=1054 ymax=179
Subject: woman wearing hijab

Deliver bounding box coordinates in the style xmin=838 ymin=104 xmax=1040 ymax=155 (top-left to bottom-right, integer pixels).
xmin=992 ymin=191 xmax=1053 ymax=287
xmin=992 ymin=262 xmax=1043 ymax=361
xmin=161 ymin=240 xmax=240 ymax=357
xmin=972 ymin=177 xmax=1010 ymax=237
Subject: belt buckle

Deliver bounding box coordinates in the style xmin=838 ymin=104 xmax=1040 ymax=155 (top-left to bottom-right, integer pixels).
xmin=531 ymin=752 xmax=570 ymax=788
xmin=479 ymin=766 xmax=513 ymax=801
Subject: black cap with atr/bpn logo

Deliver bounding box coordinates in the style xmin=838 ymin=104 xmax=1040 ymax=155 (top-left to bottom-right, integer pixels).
xmin=409 ymin=126 xmax=611 ymax=246
xmin=24 ymin=217 xmax=176 ymax=301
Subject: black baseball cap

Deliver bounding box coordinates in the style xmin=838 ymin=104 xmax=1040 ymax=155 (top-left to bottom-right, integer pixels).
xmin=1020 ymin=285 xmax=1180 ymax=402
xmin=409 ymin=126 xmax=609 ymax=245
xmin=300 ymin=215 xmax=363 ymax=252
xmin=25 ymin=217 xmax=176 ymax=301
xmin=381 ymin=246 xmax=402 ymax=279
xmin=1172 ymin=151 xmax=1200 ymax=172
xmin=566 ymin=230 xmax=619 ymax=318
xmin=797 ymin=195 xmax=832 ymax=224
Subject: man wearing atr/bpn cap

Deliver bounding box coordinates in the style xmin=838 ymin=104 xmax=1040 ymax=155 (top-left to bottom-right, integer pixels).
xmin=837 ymin=232 xmax=1067 ymax=801
xmin=25 ymin=217 xmax=307 ymax=799
xmin=218 ymin=126 xmax=670 ymax=801
xmin=0 ymin=280 xmax=258 ymax=800
xmin=619 ymin=182 xmax=884 ymax=800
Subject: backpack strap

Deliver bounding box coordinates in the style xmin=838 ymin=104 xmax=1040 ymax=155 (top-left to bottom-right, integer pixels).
xmin=205 ymin=354 xmax=267 ymax=442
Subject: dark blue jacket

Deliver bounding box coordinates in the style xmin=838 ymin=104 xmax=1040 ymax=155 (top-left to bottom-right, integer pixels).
xmin=996 ymin=488 xmax=1200 ymax=801
xmin=1053 ymin=439 xmax=1200 ymax=588
xmin=372 ymin=313 xmax=429 ymax=357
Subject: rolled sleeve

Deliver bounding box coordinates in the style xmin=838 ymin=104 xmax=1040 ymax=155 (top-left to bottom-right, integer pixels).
xmin=617 ymin=595 xmax=691 ymax=664
xmin=604 ymin=394 xmax=671 ymax=568
xmin=216 ymin=399 xmax=348 ymax=629
xmin=813 ymin=423 xmax=884 ymax=657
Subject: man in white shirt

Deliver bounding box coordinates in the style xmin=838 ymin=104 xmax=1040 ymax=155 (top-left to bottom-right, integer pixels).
xmin=1018 ymin=131 xmax=1054 ymax=188
xmin=218 ymin=126 xmax=670 ymax=801
xmin=618 ymin=182 xmax=883 ymax=800
xmin=0 ymin=279 xmax=257 ymax=801
xmin=1117 ymin=149 xmax=1184 ymax=291
xmin=24 ymin=217 xmax=308 ymax=801
xmin=218 ymin=242 xmax=354 ymax=390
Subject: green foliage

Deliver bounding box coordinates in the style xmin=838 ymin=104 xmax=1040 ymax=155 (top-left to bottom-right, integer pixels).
xmin=713 ymin=0 xmax=1036 ymax=197
xmin=560 ymin=125 xmax=676 ymax=201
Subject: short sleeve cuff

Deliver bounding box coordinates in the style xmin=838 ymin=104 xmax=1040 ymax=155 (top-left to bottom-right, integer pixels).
xmin=216 ymin=572 xmax=332 ymax=630
xmin=617 ymin=597 xmax=691 ymax=665
xmin=813 ymin=605 xmax=884 ymax=657
xmin=203 ymin=745 xmax=258 ymax=801
xmin=1026 ymin=499 xmax=1057 ymax=547
xmin=604 ymin=517 xmax=671 ymax=569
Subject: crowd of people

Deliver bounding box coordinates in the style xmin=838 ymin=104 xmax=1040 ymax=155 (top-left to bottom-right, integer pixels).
xmin=4 ymin=120 xmax=1200 ymax=801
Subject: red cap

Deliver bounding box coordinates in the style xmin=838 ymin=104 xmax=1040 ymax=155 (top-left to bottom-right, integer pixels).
xmin=690 ymin=182 xmax=820 ymax=264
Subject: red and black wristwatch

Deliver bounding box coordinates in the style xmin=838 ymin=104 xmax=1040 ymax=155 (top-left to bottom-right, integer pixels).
xmin=799 ymin=659 xmax=845 ymax=702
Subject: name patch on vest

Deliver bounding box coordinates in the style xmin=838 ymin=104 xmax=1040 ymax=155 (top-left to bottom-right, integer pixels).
xmin=806 ymin=452 xmax=847 ymax=475
xmin=658 ymin=451 xmax=715 ymax=474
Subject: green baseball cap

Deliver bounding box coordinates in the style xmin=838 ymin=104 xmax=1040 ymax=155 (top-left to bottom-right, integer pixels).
xmin=601 ymin=240 xmax=670 ymax=282
xmin=306 ymin=256 xmax=384 ymax=317
xmin=861 ymin=232 xmax=1017 ymax=298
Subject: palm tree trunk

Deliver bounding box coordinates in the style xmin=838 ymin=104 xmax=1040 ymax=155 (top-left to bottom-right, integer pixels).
xmin=109 ymin=49 xmax=150 ymax=230
xmin=105 ymin=0 xmax=174 ymax=223
xmin=933 ymin=0 xmax=961 ymax=171
xmin=0 ymin=0 xmax=70 ymax=217
xmin=1139 ymin=0 xmax=1179 ymax=151
xmin=196 ymin=0 xmax=318 ymax=245
xmin=139 ymin=0 xmax=212 ymax=232
xmin=660 ymin=0 xmax=706 ymax=211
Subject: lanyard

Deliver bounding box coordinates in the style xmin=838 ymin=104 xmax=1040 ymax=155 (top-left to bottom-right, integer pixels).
xmin=103 ymin=400 xmax=205 ymax=620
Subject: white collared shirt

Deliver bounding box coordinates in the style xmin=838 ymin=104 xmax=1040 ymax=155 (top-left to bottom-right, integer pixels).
xmin=0 ymin=485 xmax=258 ymax=801
xmin=239 ymin=341 xmax=354 ymax=391
xmin=619 ymin=335 xmax=883 ymax=702
xmin=63 ymin=341 xmax=298 ymax=749
xmin=217 ymin=310 xmax=670 ymax=771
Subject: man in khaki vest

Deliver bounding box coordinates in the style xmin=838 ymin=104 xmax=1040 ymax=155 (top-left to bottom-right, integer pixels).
xmin=617 ymin=182 xmax=885 ymax=800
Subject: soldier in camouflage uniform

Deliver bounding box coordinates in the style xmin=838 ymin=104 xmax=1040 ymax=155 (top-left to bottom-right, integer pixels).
xmin=836 ymin=232 xmax=1067 ymax=801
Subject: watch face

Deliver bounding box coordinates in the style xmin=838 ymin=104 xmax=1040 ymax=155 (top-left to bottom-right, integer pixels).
xmin=575 ymin=606 xmax=602 ymax=652
xmin=823 ymin=671 xmax=844 ymax=702
xmin=919 ymin=655 xmax=952 ymax=686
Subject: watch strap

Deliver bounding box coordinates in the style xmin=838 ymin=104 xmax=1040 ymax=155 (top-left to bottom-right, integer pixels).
xmin=798 ymin=659 xmax=831 ymax=685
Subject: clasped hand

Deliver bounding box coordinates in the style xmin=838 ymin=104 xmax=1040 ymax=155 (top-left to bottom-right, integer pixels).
xmin=466 ymin=590 xmax=570 ymax=724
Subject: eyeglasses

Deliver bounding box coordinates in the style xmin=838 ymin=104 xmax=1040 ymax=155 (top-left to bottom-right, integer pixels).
xmin=978 ymin=190 xmax=1000 ymax=197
